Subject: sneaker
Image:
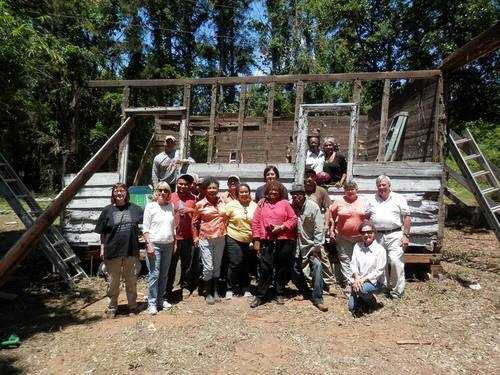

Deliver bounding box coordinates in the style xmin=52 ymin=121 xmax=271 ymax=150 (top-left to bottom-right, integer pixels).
xmin=182 ymin=288 xmax=191 ymax=299
xmin=162 ymin=301 xmax=172 ymax=310
xmin=250 ymin=297 xmax=263 ymax=308
xmin=243 ymin=291 xmax=253 ymax=298
xmin=148 ymin=306 xmax=158 ymax=315
xmin=105 ymin=308 xmax=116 ymax=319
xmin=225 ymin=290 xmax=233 ymax=300
xmin=275 ymin=295 xmax=285 ymax=305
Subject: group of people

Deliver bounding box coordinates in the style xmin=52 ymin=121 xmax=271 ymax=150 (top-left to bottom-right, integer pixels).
xmin=95 ymin=134 xmax=411 ymax=318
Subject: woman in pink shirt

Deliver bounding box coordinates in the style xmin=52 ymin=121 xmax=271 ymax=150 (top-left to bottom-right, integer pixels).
xmin=328 ymin=181 xmax=366 ymax=288
xmin=192 ymin=176 xmax=226 ymax=305
xmin=250 ymin=181 xmax=297 ymax=308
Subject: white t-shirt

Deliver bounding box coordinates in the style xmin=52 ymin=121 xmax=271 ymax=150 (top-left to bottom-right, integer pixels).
xmin=366 ymin=192 xmax=409 ymax=231
xmin=143 ymin=202 xmax=175 ymax=244
xmin=350 ymin=240 xmax=387 ymax=285
xmin=305 ymin=150 xmax=325 ymax=174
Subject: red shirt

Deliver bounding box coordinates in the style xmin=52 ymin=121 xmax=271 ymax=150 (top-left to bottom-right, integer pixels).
xmin=170 ymin=192 xmax=197 ymax=240
xmin=252 ymin=199 xmax=297 ymax=241
xmin=192 ymin=197 xmax=227 ymax=240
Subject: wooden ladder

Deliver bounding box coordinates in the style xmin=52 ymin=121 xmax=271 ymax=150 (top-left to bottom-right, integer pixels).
xmin=448 ymin=129 xmax=500 ymax=241
xmin=0 ymin=153 xmax=87 ymax=286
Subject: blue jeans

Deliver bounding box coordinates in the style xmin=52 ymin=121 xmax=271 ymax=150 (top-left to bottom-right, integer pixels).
xmin=293 ymin=255 xmax=324 ymax=305
xmin=348 ymin=281 xmax=382 ymax=312
xmin=145 ymin=242 xmax=174 ymax=308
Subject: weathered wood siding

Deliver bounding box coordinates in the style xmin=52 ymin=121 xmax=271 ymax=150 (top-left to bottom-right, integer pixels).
xmin=61 ymin=172 xmax=118 ymax=246
xmin=156 ymin=115 xmax=368 ymax=163
xmin=366 ymin=80 xmax=438 ymax=161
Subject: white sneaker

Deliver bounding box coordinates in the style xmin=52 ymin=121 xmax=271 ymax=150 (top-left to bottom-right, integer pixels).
xmin=225 ymin=290 xmax=233 ymax=300
xmin=162 ymin=301 xmax=172 ymax=309
xmin=148 ymin=306 xmax=158 ymax=315
xmin=243 ymin=291 xmax=253 ymax=298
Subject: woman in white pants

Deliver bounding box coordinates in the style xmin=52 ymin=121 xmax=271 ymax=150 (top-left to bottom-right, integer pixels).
xmin=143 ymin=182 xmax=176 ymax=315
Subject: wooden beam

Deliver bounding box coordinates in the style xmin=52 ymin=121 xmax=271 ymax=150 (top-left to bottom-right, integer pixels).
xmin=117 ymin=86 xmax=130 ymax=183
xmin=265 ymin=82 xmax=275 ymax=163
xmin=440 ymin=21 xmax=500 ymax=73
xmin=432 ymin=77 xmax=444 ymax=162
xmin=444 ymin=164 xmax=472 ymax=192
xmin=346 ymin=103 xmax=359 ymax=182
xmin=292 ymin=81 xmax=305 ymax=162
xmin=351 ymin=79 xmax=362 ymax=160
xmin=207 ymin=83 xmax=218 ymax=163
xmin=236 ymin=84 xmax=247 ymax=162
xmin=435 ymin=76 xmax=446 ymax=249
xmin=377 ymin=79 xmax=391 ymax=161
xmin=180 ymin=84 xmax=191 ymax=160
xmin=294 ymin=105 xmax=308 ymax=184
xmin=88 ymin=70 xmax=442 ymax=88
xmin=124 ymin=106 xmax=186 ymax=117
xmin=404 ymin=253 xmax=441 ymax=264
xmin=0 ymin=117 xmax=136 ymax=287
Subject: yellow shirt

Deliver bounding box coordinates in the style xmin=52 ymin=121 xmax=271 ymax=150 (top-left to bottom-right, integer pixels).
xmin=224 ymin=200 xmax=257 ymax=243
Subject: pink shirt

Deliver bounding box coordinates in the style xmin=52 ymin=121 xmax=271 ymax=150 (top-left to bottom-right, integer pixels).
xmin=192 ymin=197 xmax=226 ymax=240
xmin=329 ymin=196 xmax=366 ymax=239
xmin=170 ymin=192 xmax=197 ymax=240
xmin=252 ymin=200 xmax=297 ymax=241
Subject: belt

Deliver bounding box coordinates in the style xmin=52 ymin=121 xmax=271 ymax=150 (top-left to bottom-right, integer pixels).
xmin=377 ymin=228 xmax=401 ymax=235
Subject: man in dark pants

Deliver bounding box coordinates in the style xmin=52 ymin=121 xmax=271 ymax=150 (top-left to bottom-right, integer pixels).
xmin=290 ymin=183 xmax=328 ymax=312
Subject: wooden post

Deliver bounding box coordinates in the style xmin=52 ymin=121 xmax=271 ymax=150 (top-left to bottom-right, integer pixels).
xmin=180 ymin=84 xmax=191 ymax=160
xmin=432 ymin=77 xmax=443 ymax=162
xmin=207 ymin=83 xmax=218 ymax=163
xmin=0 ymin=117 xmax=136 ymax=287
xmin=347 ymin=103 xmax=359 ymax=182
xmin=377 ymin=79 xmax=390 ymax=161
xmin=265 ymin=82 xmax=275 ymax=163
xmin=351 ymin=79 xmax=362 ymax=160
xmin=117 ymin=86 xmax=131 ymax=182
xmin=292 ymin=81 xmax=305 ymax=161
xmin=294 ymin=105 xmax=308 ymax=184
xmin=435 ymin=75 xmax=447 ymax=251
xmin=236 ymin=84 xmax=247 ymax=162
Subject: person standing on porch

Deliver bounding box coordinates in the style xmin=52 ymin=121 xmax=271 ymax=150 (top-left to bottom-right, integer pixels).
xmin=152 ymin=135 xmax=193 ymax=191
xmin=322 ymin=137 xmax=347 ymax=188
xmin=366 ymin=175 xmax=411 ymax=298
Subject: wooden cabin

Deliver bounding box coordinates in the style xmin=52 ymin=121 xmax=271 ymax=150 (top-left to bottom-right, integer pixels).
xmin=62 ymin=70 xmax=445 ymax=274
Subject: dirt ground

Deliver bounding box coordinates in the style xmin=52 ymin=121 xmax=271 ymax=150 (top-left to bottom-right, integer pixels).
xmin=0 ymin=222 xmax=498 ymax=374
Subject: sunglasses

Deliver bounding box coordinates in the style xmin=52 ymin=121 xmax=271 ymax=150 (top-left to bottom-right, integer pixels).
xmin=157 ymin=189 xmax=170 ymax=193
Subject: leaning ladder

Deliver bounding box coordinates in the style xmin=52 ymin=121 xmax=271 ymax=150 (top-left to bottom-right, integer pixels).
xmin=0 ymin=152 xmax=87 ymax=286
xmin=448 ymin=129 xmax=500 ymax=241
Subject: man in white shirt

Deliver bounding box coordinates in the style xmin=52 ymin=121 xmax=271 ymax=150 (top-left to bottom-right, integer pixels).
xmin=305 ymin=135 xmax=324 ymax=174
xmin=366 ymin=175 xmax=411 ymax=298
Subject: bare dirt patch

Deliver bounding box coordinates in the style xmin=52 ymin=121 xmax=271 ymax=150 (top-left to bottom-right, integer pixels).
xmin=0 ymin=227 xmax=498 ymax=374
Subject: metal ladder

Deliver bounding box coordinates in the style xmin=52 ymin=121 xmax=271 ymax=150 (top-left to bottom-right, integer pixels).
xmin=448 ymin=129 xmax=500 ymax=241
xmin=0 ymin=152 xmax=87 ymax=286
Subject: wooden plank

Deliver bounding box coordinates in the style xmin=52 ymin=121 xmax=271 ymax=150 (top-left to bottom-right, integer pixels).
xmin=444 ymin=164 xmax=472 ymax=192
xmin=352 ymin=79 xmax=362 ymax=159
xmin=124 ymin=106 xmax=185 ymax=117
xmin=404 ymin=253 xmax=441 ymax=264
xmin=67 ymin=198 xmax=111 ymax=209
xmin=265 ymin=82 xmax=275 ymax=163
xmin=64 ymin=172 xmax=119 ymax=186
xmin=377 ymin=79 xmax=391 ymax=161
xmin=353 ymin=162 xmax=442 ymax=177
xmin=63 ymin=210 xmax=102 ymax=221
xmin=236 ymin=84 xmax=247 ymax=162
xmin=88 ymin=70 xmax=442 ymax=88
xmin=207 ymin=83 xmax=218 ymax=163
xmin=440 ymin=21 xmax=500 ymax=72
xmin=181 ymin=84 xmax=191 ymax=159
xmin=64 ymin=232 xmax=101 ymax=245
xmin=346 ymin=103 xmax=359 ymax=181
xmin=432 ymin=77 xmax=443 ymax=162
xmin=294 ymin=105 xmax=309 ymax=184
xmin=0 ymin=116 xmax=136 ymax=287
xmin=117 ymin=86 xmax=130 ymax=183
xmin=292 ymin=81 xmax=305 ymax=161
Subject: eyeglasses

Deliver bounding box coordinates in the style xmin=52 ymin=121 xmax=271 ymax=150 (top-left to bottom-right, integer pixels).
xmin=157 ymin=189 xmax=170 ymax=193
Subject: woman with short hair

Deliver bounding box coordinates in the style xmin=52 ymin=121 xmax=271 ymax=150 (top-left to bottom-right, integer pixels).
xmin=95 ymin=183 xmax=143 ymax=318
xmin=322 ymin=138 xmax=347 ymax=188
xmin=328 ymin=181 xmax=366 ymax=288
xmin=192 ymin=176 xmax=226 ymax=305
xmin=254 ymin=165 xmax=289 ymax=202
xmin=250 ymin=180 xmax=297 ymax=308
xmin=348 ymin=220 xmax=386 ymax=317
xmin=143 ymin=182 xmax=176 ymax=315
xmin=223 ymin=183 xmax=257 ymax=298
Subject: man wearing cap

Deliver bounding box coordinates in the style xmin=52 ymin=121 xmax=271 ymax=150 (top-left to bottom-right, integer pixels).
xmin=221 ymin=175 xmax=240 ymax=204
xmin=152 ymin=135 xmax=193 ymax=191
xmin=167 ymin=174 xmax=198 ymax=299
xmin=366 ymin=175 xmax=411 ymax=298
xmin=290 ymin=183 xmax=328 ymax=312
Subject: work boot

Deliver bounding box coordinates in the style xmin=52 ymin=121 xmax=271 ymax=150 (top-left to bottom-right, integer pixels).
xmin=205 ymin=279 xmax=215 ymax=305
xmin=213 ymin=278 xmax=221 ymax=302
xmin=314 ymin=302 xmax=329 ymax=312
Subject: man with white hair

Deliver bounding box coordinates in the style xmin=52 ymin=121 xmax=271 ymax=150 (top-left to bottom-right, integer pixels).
xmin=366 ymin=175 xmax=411 ymax=298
